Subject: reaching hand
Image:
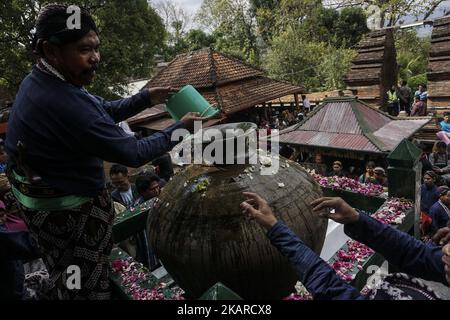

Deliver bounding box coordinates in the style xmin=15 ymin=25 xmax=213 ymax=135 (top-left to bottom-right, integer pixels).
xmin=148 ymin=86 xmax=177 ymax=105
xmin=310 ymin=197 xmax=360 ymax=224
xmin=240 ymin=192 xmax=277 ymax=230
xmin=180 ymin=112 xmax=208 ymax=133
xmin=433 ymin=227 xmax=450 ymax=246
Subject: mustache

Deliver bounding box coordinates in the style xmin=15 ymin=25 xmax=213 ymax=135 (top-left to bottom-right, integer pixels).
xmin=84 ymin=64 xmax=99 ymax=74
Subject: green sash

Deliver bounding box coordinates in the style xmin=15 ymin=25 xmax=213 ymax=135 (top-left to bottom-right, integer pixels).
xmin=11 ymin=170 xmax=91 ymax=211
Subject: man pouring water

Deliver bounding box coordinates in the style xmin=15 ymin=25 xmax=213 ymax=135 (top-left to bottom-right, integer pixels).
xmin=5 ymin=4 xmax=203 ymax=299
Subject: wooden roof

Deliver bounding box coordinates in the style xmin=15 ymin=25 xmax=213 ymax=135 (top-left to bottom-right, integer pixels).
xmin=267 ymin=90 xmax=354 ymax=105
xmin=146 ymin=48 xmax=263 ymax=89
xmin=279 ymin=97 xmax=430 ymax=154
xmin=126 ymin=104 xmax=167 ymax=125
xmin=144 ymin=48 xmax=304 ymax=116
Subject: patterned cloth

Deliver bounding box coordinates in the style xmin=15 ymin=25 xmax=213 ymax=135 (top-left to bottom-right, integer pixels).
xmin=19 ymin=189 xmax=114 ymax=300
xmin=369 ymin=273 xmax=442 ymax=300
xmin=24 ymin=269 xmax=52 ymax=300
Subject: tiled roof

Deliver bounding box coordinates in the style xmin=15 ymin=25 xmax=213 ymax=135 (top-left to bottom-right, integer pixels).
xmin=279 ymin=131 xmax=379 ymax=153
xmin=215 ymin=78 xmax=302 ymax=114
xmin=169 ymin=78 xmax=302 ymax=115
xmin=372 ymin=120 xmax=433 ymax=151
xmin=146 ymin=48 xmax=263 ymax=89
xmin=137 ymin=117 xmax=176 ymax=131
xmin=144 ymin=48 xmax=303 ymax=116
xmin=127 ymin=104 xmax=167 ymax=125
xmin=279 ymin=97 xmax=430 ymax=154
xmin=133 ymin=115 xmax=226 ymax=132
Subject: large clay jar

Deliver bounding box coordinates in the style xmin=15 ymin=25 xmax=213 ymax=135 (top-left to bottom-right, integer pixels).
xmin=147 ymin=124 xmax=327 ymax=299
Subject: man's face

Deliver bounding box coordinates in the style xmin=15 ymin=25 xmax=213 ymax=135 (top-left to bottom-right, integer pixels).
xmin=314 ymin=154 xmax=322 ymax=163
xmin=366 ymin=166 xmax=374 ymax=175
xmin=419 ymin=85 xmax=424 ymax=92
xmin=0 ymin=150 xmax=7 ymax=163
xmin=374 ymin=171 xmax=383 ymax=180
xmin=111 ymin=173 xmax=130 ymax=192
xmin=142 ymin=181 xmax=161 ymax=200
xmin=443 ymin=244 xmax=450 ymax=285
xmin=445 ymin=116 xmax=450 ymax=123
xmin=423 ymin=175 xmax=434 ymax=187
xmin=333 ymin=165 xmax=341 ymax=173
xmin=52 ymin=30 xmax=100 ymax=86
xmin=441 ymin=191 xmax=450 ymax=204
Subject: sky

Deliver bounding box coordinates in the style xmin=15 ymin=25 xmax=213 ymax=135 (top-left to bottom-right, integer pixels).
xmin=176 ymin=0 xmax=202 ymax=15
xmin=164 ymin=0 xmax=450 ymax=37
xmin=171 ymin=0 xmax=450 ymax=27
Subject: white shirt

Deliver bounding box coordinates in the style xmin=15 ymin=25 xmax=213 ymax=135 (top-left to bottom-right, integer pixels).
xmin=303 ymin=98 xmax=311 ymax=110
xmin=118 ymin=121 xmax=135 ymax=136
xmin=120 ymin=188 xmax=134 ymax=208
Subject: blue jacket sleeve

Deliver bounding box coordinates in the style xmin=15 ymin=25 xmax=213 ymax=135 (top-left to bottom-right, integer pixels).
xmin=95 ymin=90 xmax=153 ymax=123
xmin=267 ymin=221 xmax=365 ymax=300
xmin=430 ymin=206 xmax=450 ymax=233
xmin=0 ymin=227 xmax=40 ymax=261
xmin=344 ymin=213 xmax=446 ymax=284
xmin=79 ymin=119 xmax=187 ymax=168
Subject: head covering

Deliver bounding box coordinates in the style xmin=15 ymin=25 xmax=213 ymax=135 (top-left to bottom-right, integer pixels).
xmin=32 ymin=4 xmax=98 ymax=56
xmin=438 ymin=186 xmax=449 ymax=196
xmin=333 ymin=161 xmax=342 ymax=167
xmin=374 ymin=167 xmax=385 ymax=175
xmin=424 ymin=170 xmax=437 ymax=180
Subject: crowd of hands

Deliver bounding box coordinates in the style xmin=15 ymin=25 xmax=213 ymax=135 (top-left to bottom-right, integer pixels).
xmin=240 ymin=192 xmax=450 ymax=284
xmin=149 ymin=86 xmax=450 ymax=285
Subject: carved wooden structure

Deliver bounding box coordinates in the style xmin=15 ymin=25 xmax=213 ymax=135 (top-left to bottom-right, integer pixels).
xmin=344 ymin=29 xmax=397 ymax=109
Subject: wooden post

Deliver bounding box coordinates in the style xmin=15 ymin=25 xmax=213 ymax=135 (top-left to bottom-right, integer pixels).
xmin=263 ymin=102 xmax=268 ymax=122
xmin=294 ymin=93 xmax=299 ymax=112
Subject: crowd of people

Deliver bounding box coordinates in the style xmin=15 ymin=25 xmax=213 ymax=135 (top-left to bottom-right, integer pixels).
xmin=278 ymin=148 xmax=389 ymax=188
xmin=0 ymin=3 xmax=449 ymax=301
xmin=419 ymin=140 xmax=450 ymax=239
xmin=386 ymin=81 xmax=428 ymax=117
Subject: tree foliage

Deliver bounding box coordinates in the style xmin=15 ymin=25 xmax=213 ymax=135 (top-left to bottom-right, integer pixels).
xmin=264 ymin=26 xmax=356 ymax=92
xmin=0 ymin=0 xmax=39 ymax=95
xmin=395 ymin=29 xmax=430 ymax=88
xmin=3 ymin=0 xmax=436 ymax=98
xmin=154 ymin=0 xmax=192 ymax=60
xmin=196 ymin=0 xmax=260 ymax=64
xmin=264 ymin=27 xmax=327 ymax=90
xmin=323 ymin=0 xmax=447 ymax=28
xmin=257 ymin=0 xmax=366 ymax=91
xmin=0 ymin=0 xmax=165 ymax=99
